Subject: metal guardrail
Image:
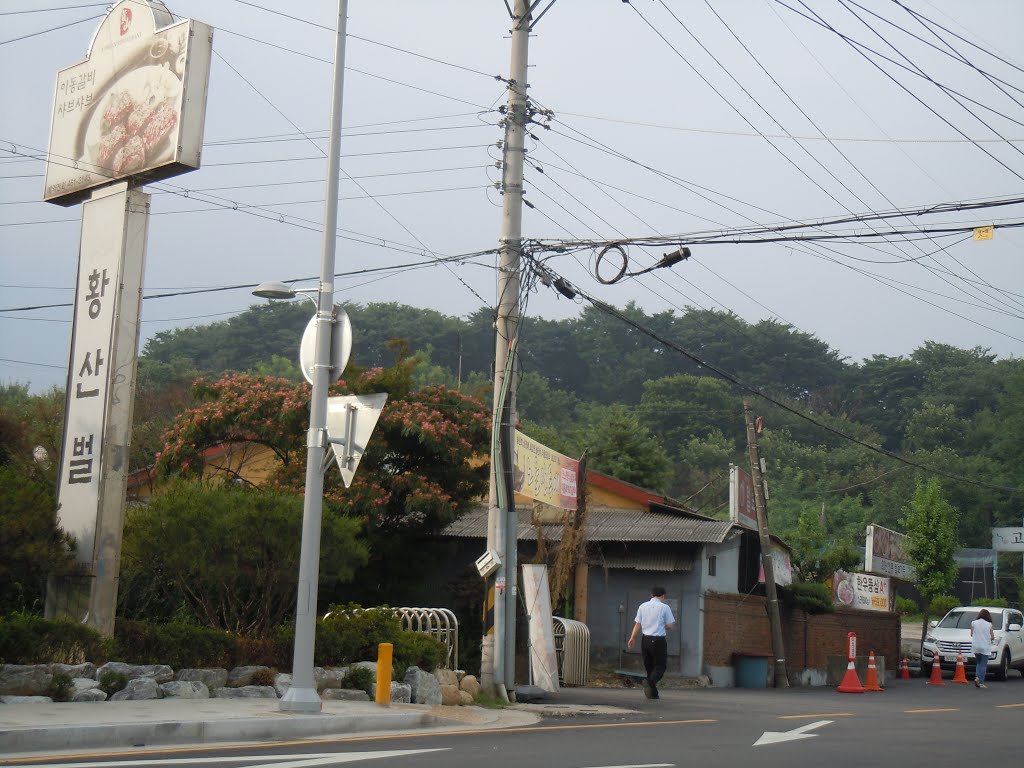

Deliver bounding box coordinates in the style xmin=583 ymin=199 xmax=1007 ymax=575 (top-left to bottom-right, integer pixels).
xmin=552 ymin=616 xmax=590 ymax=686
xmin=322 ymin=606 xmax=459 ymax=670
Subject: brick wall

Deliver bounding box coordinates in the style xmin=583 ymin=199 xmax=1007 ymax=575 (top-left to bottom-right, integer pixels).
xmin=704 ymin=591 xmax=899 ymax=670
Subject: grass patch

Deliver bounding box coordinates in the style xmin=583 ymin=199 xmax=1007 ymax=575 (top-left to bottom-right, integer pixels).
xmin=474 ymin=692 xmax=512 ymax=709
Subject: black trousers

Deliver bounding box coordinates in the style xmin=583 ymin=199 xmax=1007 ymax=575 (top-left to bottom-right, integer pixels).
xmin=641 ymin=635 xmax=668 ymax=685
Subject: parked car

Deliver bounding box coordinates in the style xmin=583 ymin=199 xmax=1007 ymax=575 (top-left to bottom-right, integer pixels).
xmin=920 ymin=606 xmax=1024 ymax=680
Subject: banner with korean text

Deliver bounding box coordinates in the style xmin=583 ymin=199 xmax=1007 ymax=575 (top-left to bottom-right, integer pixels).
xmin=833 ymin=570 xmax=892 ymax=612
xmin=865 ymin=524 xmax=916 ymax=581
xmin=513 ymin=430 xmax=579 ymax=511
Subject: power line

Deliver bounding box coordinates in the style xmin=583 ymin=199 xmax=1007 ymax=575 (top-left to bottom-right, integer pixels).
xmin=0 ymin=12 xmax=101 ymax=45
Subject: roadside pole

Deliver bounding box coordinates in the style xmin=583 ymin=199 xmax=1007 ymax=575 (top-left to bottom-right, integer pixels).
xmin=743 ymin=401 xmax=790 ymax=688
xmin=484 ymin=0 xmax=533 ymax=700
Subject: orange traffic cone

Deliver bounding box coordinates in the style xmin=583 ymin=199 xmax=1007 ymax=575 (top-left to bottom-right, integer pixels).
xmin=837 ymin=658 xmax=865 ymax=693
xmin=900 ymin=657 xmax=911 ymax=680
xmin=864 ymin=651 xmax=883 ymax=691
xmin=926 ymin=654 xmax=945 ymax=686
xmin=952 ymin=653 xmax=969 ymax=684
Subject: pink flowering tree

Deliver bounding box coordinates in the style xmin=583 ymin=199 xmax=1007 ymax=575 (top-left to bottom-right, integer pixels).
xmin=155 ymin=358 xmax=491 ymax=602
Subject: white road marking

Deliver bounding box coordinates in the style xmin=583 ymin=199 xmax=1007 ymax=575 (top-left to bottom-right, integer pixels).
xmin=753 ymin=719 xmax=832 ymax=747
xmin=22 ymin=750 xmax=447 ymax=768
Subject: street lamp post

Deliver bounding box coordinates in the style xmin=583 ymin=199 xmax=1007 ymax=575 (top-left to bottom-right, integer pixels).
xmin=251 ymin=0 xmax=350 ymax=714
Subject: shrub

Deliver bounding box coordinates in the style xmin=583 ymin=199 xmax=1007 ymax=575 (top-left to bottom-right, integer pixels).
xmin=341 ymin=665 xmax=374 ymax=695
xmin=0 ymin=613 xmax=113 ymax=664
xmin=114 ymin=620 xmax=238 ymax=668
xmin=985 ymin=597 xmax=1009 ymax=609
xmin=392 ymin=630 xmax=446 ymax=673
xmin=250 ymin=667 xmax=277 ymax=687
xmin=895 ymin=596 xmax=919 ymax=617
xmin=928 ymin=595 xmax=961 ymax=618
xmin=782 ymin=582 xmax=834 ymax=615
xmin=99 ymin=670 xmax=128 ymax=697
xmin=314 ymin=604 xmax=402 ymax=666
xmin=47 ymin=672 xmax=73 ymax=702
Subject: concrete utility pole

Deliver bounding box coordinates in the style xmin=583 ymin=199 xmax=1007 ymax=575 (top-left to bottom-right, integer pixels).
xmin=484 ymin=0 xmax=535 ymax=700
xmin=743 ymin=401 xmax=790 ymax=688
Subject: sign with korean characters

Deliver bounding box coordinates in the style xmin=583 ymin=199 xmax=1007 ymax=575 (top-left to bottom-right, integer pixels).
xmin=57 ymin=183 xmax=148 ymax=568
xmin=729 ymin=464 xmax=759 ymax=530
xmin=864 ymin=524 xmax=917 ymax=581
xmin=44 ymin=0 xmax=212 ymax=205
xmin=834 ymin=570 xmax=891 ymax=612
xmin=992 ymin=527 xmax=1024 ymax=552
xmin=512 ymin=430 xmax=579 ymax=511
xmin=758 ymin=544 xmax=794 ymax=587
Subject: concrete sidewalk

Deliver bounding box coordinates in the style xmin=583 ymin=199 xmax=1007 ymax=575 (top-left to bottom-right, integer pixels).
xmin=0 ymin=697 xmax=550 ymax=757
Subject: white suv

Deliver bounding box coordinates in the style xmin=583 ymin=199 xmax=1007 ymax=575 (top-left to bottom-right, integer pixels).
xmin=920 ymin=606 xmax=1024 ymax=680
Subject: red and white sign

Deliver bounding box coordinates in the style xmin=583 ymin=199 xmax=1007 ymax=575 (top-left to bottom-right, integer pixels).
xmin=729 ymin=465 xmax=758 ymax=530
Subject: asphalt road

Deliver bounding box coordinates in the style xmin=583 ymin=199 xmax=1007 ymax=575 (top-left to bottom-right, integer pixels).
xmin=5 ymin=675 xmax=1022 ymax=768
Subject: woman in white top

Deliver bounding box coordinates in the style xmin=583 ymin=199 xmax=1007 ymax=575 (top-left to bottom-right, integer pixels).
xmin=970 ymin=608 xmax=996 ymax=688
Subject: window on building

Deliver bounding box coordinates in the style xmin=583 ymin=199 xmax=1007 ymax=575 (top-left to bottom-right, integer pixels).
xmin=707 ymin=554 xmax=717 ymax=577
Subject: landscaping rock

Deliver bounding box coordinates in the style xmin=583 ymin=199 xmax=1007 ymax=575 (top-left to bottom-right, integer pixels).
xmin=110 ymin=677 xmax=163 ymax=701
xmin=48 ymin=662 xmax=96 ymax=679
xmin=403 ymin=666 xmax=441 ymax=705
xmin=433 ymin=668 xmax=458 ymax=687
xmin=459 ymin=674 xmax=480 ymax=698
xmin=213 ymin=685 xmax=277 ymax=699
xmin=97 ymin=662 xmax=173 ymax=684
xmin=227 ymin=666 xmax=272 ymax=688
xmin=176 ymin=668 xmax=228 ymax=689
xmin=72 ymin=677 xmax=100 ymax=694
xmin=316 ymin=667 xmax=346 ymax=690
xmin=458 ymin=690 xmax=473 ymax=706
xmin=273 ymin=672 xmax=292 ymax=698
xmin=0 ymin=665 xmax=52 ymax=696
xmin=160 ymin=681 xmax=209 ymax=699
xmin=72 ymin=688 xmax=107 ymax=703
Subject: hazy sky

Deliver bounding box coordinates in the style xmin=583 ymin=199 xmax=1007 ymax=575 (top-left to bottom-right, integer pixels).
xmin=3 ymin=0 xmax=1024 ymax=393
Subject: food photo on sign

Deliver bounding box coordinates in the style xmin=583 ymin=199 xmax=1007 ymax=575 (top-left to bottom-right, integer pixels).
xmin=832 ymin=569 xmax=891 ymax=612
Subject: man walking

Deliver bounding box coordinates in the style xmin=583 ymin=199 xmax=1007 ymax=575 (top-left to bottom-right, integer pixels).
xmin=627 ymin=586 xmax=675 ymax=699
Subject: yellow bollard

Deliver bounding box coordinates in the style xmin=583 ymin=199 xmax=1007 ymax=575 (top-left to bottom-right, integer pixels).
xmin=375 ymin=642 xmax=393 ymax=706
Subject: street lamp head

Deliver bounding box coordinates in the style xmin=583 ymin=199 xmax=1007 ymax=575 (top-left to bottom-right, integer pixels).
xmin=252 ymin=280 xmax=299 ymax=300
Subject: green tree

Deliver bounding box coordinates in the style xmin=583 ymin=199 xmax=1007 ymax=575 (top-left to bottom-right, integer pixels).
xmin=901 ymin=477 xmax=960 ymax=639
xmin=119 ymin=480 xmax=366 ymax=635
xmin=577 ymin=403 xmax=672 ymax=490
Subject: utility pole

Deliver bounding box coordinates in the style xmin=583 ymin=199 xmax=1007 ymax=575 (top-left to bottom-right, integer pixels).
xmin=743 ymin=400 xmax=789 ymax=688
xmin=483 ymin=0 xmax=536 ymax=701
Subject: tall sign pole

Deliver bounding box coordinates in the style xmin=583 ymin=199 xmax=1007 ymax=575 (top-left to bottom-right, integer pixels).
xmin=42 ymin=0 xmax=212 ymax=636
xmin=484 ymin=0 xmax=535 ymax=700
xmin=278 ymin=0 xmax=350 ymax=714
xmin=743 ymin=401 xmax=789 ymax=688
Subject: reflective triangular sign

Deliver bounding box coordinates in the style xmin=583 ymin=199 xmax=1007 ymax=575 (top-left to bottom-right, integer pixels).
xmin=325 ymin=393 xmax=388 ymax=488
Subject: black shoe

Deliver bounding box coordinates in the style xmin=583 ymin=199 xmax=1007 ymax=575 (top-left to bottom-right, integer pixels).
xmin=650 ymin=682 xmax=659 ymax=699
xmin=642 ymin=679 xmax=654 ymax=699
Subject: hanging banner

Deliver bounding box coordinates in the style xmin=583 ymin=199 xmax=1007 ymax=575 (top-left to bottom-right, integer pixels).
xmin=729 ymin=465 xmax=758 ymax=530
xmin=758 ymin=544 xmax=793 ymax=586
xmin=513 ymin=430 xmax=579 ymax=510
xmin=834 ymin=570 xmax=891 ymax=612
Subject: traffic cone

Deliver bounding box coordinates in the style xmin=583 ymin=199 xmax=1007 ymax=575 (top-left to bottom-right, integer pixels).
xmin=900 ymin=657 xmax=911 ymax=680
xmin=863 ymin=651 xmax=883 ymax=691
xmin=837 ymin=658 xmax=865 ymax=693
xmin=926 ymin=654 xmax=945 ymax=686
xmin=952 ymin=653 xmax=969 ymax=684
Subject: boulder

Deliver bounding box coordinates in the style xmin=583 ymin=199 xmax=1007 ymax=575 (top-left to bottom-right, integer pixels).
xmin=459 ymin=674 xmax=481 ymax=698
xmin=97 ymin=662 xmax=173 ymax=684
xmin=176 ymin=668 xmax=228 ymax=689
xmin=322 ymin=688 xmax=371 ymax=702
xmin=226 ymin=665 xmax=273 ymax=688
xmin=317 ymin=667 xmax=346 ymax=690
xmin=48 ymin=662 xmax=96 ymax=679
xmin=160 ymin=680 xmax=210 ymax=699
xmin=110 ymin=677 xmax=163 ymax=701
xmin=1 ymin=695 xmax=52 ymax=703
xmin=72 ymin=688 xmax=108 ymax=703
xmin=458 ymin=690 xmax=474 ymax=706
xmin=72 ymin=678 xmax=100 ymax=694
xmin=403 ymin=666 xmax=441 ymax=705
xmin=273 ymin=672 xmax=292 ymax=698
xmin=0 ymin=665 xmax=52 ymax=696
xmin=370 ymin=682 xmax=411 ymax=704
xmin=433 ymin=668 xmax=458 ymax=687
xmin=350 ymin=661 xmax=378 ymax=675
xmin=213 ymin=685 xmax=277 ymax=699
xmin=440 ymin=684 xmax=461 ymax=706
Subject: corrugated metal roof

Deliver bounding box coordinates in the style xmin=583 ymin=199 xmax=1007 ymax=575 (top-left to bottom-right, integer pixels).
xmin=600 ymin=553 xmax=695 ymax=572
xmin=442 ymin=505 xmax=735 ymax=544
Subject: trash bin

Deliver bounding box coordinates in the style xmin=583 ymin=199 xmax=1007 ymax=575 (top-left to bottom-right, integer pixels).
xmin=734 ymin=653 xmax=770 ymax=689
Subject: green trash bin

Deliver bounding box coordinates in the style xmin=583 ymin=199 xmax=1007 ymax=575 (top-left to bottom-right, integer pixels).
xmin=734 ymin=653 xmax=770 ymax=688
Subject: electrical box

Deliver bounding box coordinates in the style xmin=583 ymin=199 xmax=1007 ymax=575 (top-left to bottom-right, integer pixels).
xmin=475 ymin=549 xmax=502 ymax=578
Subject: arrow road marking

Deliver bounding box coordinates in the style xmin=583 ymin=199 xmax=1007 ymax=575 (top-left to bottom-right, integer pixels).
xmin=22 ymin=750 xmax=448 ymax=768
xmin=753 ymin=719 xmax=832 ymax=747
